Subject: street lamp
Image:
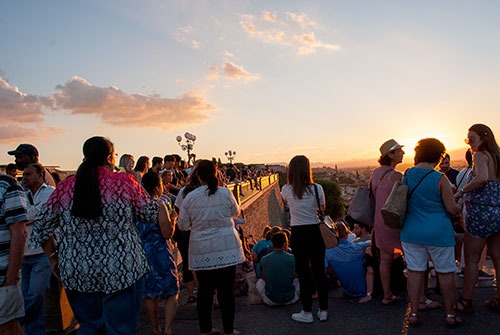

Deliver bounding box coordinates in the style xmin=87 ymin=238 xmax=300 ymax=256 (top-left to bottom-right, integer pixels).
xmin=225 ymin=150 xmax=236 ymax=164
xmin=176 ymin=132 xmax=196 ymax=164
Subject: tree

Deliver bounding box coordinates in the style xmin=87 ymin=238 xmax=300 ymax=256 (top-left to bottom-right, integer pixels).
xmin=316 ymin=179 xmax=344 ymax=221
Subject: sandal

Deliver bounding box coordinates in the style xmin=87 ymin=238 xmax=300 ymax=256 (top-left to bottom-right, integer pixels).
xmin=187 ymin=295 xmax=196 ymax=303
xmin=408 ymin=312 xmax=419 ymax=327
xmin=455 ymin=297 xmax=473 ymax=314
xmin=485 ymin=297 xmax=500 ymax=314
xmin=445 ymin=314 xmax=462 ymax=328
xmin=382 ymin=295 xmax=401 ymax=305
xmin=418 ymin=299 xmax=442 ymax=311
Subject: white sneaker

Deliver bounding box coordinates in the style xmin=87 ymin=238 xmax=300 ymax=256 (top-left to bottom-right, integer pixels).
xmin=291 ymin=310 xmax=314 ymax=323
xmin=316 ymin=310 xmax=328 ymax=321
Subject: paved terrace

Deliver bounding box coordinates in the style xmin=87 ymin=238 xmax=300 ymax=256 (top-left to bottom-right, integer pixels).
xmin=137 ymin=262 xmax=499 ymax=335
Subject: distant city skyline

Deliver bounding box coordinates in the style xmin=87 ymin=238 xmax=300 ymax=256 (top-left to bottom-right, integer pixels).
xmin=1 ymin=1 xmax=498 ymax=169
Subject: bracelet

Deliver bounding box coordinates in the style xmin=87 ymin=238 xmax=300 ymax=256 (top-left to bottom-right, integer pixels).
xmin=48 ymin=250 xmax=58 ymax=259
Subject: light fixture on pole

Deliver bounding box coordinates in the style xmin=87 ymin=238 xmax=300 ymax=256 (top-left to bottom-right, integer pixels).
xmin=225 ymin=150 xmax=236 ymax=164
xmin=176 ymin=132 xmax=197 ymax=164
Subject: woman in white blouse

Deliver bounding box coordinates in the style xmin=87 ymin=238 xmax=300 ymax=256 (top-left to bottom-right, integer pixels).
xmin=178 ymin=160 xmax=244 ymax=335
xmin=282 ymin=155 xmax=328 ymax=323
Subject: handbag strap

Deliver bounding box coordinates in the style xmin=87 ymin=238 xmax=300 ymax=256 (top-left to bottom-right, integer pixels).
xmin=455 ymin=167 xmax=470 ymax=188
xmin=406 ymin=169 xmax=434 ymax=200
xmin=370 ymin=168 xmax=394 ymax=197
xmin=313 ymin=184 xmax=325 ymax=219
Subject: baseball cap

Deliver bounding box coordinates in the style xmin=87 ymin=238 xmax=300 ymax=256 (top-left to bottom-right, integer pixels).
xmin=8 ymin=144 xmax=39 ymax=157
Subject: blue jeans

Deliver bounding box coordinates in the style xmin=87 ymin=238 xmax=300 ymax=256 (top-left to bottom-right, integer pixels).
xmin=20 ymin=253 xmax=52 ymax=335
xmin=65 ymin=278 xmax=143 ymax=335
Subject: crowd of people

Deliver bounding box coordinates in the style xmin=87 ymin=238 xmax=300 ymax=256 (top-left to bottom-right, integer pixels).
xmin=0 ymin=123 xmax=499 ymax=334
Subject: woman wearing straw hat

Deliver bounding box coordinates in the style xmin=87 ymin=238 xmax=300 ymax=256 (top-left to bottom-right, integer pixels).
xmin=370 ymin=139 xmax=405 ymax=305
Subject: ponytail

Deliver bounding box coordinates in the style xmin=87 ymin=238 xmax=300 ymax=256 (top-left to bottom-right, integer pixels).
xmin=71 ymin=136 xmax=114 ymax=219
xmin=206 ymin=174 xmax=218 ymax=195
xmin=197 ymin=159 xmax=219 ymax=196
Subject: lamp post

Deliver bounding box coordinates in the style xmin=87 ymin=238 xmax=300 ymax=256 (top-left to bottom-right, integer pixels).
xmin=176 ymin=132 xmax=196 ymax=164
xmin=225 ymin=150 xmax=236 ymax=164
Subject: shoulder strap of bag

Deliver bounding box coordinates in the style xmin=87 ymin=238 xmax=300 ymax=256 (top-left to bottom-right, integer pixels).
xmin=455 ymin=167 xmax=470 ymax=188
xmin=371 ymin=168 xmax=394 ymax=197
xmin=407 ymin=170 xmax=434 ymax=199
xmin=313 ymin=184 xmax=325 ymax=219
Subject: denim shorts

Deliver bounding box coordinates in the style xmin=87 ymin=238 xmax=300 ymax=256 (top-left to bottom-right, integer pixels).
xmin=0 ymin=281 xmax=24 ymax=325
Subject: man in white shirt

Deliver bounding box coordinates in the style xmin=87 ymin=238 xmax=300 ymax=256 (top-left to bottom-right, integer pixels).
xmin=21 ymin=163 xmax=55 ymax=335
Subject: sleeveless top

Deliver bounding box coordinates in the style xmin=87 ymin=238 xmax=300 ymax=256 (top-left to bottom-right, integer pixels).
xmin=401 ymin=168 xmax=455 ymax=247
xmin=464 ymin=171 xmax=500 ymax=238
xmin=371 ymin=166 xmax=401 ymax=253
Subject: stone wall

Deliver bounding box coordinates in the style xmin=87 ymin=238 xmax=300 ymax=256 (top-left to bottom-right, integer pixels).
xmin=239 ymin=180 xmax=285 ymax=246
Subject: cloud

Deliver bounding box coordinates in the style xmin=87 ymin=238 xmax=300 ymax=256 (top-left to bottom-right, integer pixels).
xmin=224 ymin=50 xmax=234 ymax=57
xmin=191 ymin=40 xmax=200 ymax=49
xmin=206 ymin=62 xmax=260 ymax=80
xmin=51 ymin=76 xmax=215 ymax=129
xmin=293 ymin=32 xmax=340 ymax=55
xmin=175 ymin=79 xmax=184 ymax=84
xmin=261 ymin=10 xmax=281 ymax=23
xmin=286 ymin=12 xmax=317 ymax=28
xmin=173 ymin=26 xmax=201 ymax=49
xmin=0 ymin=77 xmax=61 ymax=143
xmin=239 ymin=11 xmax=339 ymax=55
xmin=0 ymin=77 xmax=51 ymax=124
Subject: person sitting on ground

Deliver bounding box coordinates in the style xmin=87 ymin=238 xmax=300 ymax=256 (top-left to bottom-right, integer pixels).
xmin=352 ymin=222 xmax=371 ymax=243
xmin=256 ymin=232 xmax=299 ymax=306
xmin=252 ymin=226 xmax=272 ymax=279
xmin=324 ymin=221 xmax=370 ymax=298
xmin=359 ymin=231 xmax=414 ymax=306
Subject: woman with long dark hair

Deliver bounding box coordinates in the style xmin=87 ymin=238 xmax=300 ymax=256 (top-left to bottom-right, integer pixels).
xmin=178 ymin=160 xmax=244 ymax=335
xmin=134 ymin=156 xmax=150 ymax=183
xmin=139 ymin=172 xmax=178 ymax=335
xmin=281 ymin=155 xmax=328 ymax=323
xmin=456 ymin=124 xmax=500 ymax=314
xmin=32 ymin=136 xmax=169 ymax=335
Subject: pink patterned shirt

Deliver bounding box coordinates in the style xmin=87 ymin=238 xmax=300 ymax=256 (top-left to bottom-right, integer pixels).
xmin=32 ymin=167 xmax=158 ymax=293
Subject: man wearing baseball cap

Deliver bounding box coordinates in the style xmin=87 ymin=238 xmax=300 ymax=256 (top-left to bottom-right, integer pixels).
xmin=8 ymin=144 xmax=55 ymax=187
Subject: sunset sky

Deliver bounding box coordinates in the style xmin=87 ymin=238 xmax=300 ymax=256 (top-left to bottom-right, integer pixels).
xmin=1 ymin=1 xmax=500 ymax=169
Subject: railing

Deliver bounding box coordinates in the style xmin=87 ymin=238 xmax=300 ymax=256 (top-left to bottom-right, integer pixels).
xmin=227 ymin=174 xmax=279 ymax=205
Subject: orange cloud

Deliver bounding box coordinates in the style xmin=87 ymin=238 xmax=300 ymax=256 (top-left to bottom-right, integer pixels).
xmin=0 ymin=77 xmax=61 ymax=143
xmin=51 ymin=76 xmax=215 ymax=129
xmin=206 ymin=62 xmax=260 ymax=80
xmin=0 ymin=77 xmax=51 ymax=124
xmin=239 ymin=11 xmax=339 ymax=55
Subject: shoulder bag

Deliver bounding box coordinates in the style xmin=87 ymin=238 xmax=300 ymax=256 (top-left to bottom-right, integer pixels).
xmin=348 ymin=168 xmax=393 ymax=226
xmin=381 ymin=169 xmax=434 ymax=230
xmin=313 ymin=184 xmax=339 ymax=248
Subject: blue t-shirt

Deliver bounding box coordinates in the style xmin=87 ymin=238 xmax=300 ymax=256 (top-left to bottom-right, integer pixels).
xmin=252 ymin=239 xmax=272 ymax=278
xmin=401 ymin=168 xmax=455 ymax=247
xmin=324 ymin=240 xmax=370 ymax=297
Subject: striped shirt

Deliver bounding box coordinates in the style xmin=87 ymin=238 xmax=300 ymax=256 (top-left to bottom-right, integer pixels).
xmin=0 ymin=173 xmax=28 ymax=284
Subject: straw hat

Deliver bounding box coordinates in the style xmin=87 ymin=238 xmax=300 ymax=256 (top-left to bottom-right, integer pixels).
xmin=380 ymin=139 xmax=404 ymax=157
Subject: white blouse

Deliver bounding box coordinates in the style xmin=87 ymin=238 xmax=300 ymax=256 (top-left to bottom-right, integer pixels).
xmin=178 ymin=186 xmax=245 ymax=270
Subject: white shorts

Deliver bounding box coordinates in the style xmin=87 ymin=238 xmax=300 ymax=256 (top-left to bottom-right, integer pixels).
xmin=0 ymin=281 xmax=24 ymax=325
xmin=401 ymin=242 xmax=456 ymax=273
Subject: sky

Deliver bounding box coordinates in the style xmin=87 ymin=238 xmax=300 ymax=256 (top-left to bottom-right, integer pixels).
xmin=1 ymin=0 xmax=500 ymax=170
